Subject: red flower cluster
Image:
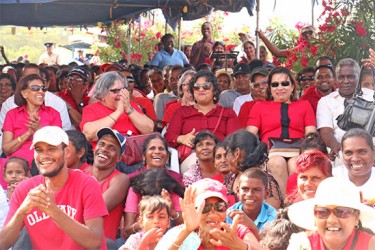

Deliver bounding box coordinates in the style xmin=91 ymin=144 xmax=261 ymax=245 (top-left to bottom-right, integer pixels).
xmin=355 ymin=22 xmax=367 ymax=36
xmin=319 ymin=23 xmax=336 ymax=32
xmin=130 ymin=53 xmax=143 ymax=63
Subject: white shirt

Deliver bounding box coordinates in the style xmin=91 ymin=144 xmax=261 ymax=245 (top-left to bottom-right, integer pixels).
xmin=38 ymin=52 xmax=60 ymax=65
xmin=316 ymin=88 xmax=374 ymax=143
xmin=0 ymin=186 xmax=9 ymax=230
xmin=233 ymin=93 xmax=253 ymax=115
xmin=0 ymin=92 xmax=73 ymax=154
xmin=333 ymin=166 xmax=375 ymax=200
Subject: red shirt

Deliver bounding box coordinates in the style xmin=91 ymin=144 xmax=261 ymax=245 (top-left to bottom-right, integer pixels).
xmin=308 ymin=230 xmax=372 ymax=250
xmin=56 ymin=90 xmax=89 ymax=111
xmin=133 ymin=96 xmax=157 ymax=122
xmin=2 ymin=105 xmax=62 ymax=165
xmin=248 ymin=100 xmax=316 ymax=146
xmin=165 ymin=105 xmax=240 ymax=148
xmin=163 ymin=101 xmax=182 ymax=124
xmin=238 ymin=100 xmax=261 ymax=128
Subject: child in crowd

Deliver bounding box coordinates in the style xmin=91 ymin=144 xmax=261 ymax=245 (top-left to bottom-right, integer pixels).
xmin=260 ymin=209 xmax=303 ymax=250
xmin=119 ymin=196 xmax=170 ymax=250
xmin=3 ymin=157 xmax=29 ymax=202
xmin=226 ymin=168 xmax=277 ymax=236
xmin=211 ymin=142 xmax=231 ymax=183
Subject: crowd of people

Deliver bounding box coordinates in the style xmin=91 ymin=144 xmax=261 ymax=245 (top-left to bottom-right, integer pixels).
xmin=0 ymin=21 xmax=375 ymax=250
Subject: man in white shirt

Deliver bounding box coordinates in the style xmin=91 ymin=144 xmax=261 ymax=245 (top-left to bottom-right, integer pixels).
xmin=317 ymin=58 xmax=374 ymax=161
xmin=38 ymin=42 xmax=60 ymax=66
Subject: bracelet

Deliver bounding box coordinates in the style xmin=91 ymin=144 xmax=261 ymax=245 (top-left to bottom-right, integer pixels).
xmin=67 ymin=106 xmax=72 ymax=111
xmin=126 ymin=106 xmax=135 ymax=115
xmin=108 ymin=114 xmax=117 ymax=122
xmin=171 ymin=212 xmax=180 ymax=220
xmin=172 ymin=242 xmax=181 ymax=248
xmin=132 ymin=223 xmax=137 ymax=233
xmin=17 ymin=136 xmax=22 ymax=143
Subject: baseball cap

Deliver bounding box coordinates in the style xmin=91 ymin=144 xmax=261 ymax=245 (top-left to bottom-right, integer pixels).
xmin=192 ymin=179 xmax=228 ymax=207
xmin=100 ymin=63 xmax=124 ymax=72
xmin=97 ymin=128 xmax=126 ymax=155
xmin=233 ymin=63 xmax=251 ymax=76
xmin=215 ymin=68 xmax=233 ymax=78
xmin=68 ymin=67 xmax=89 ymax=80
xmin=250 ymin=67 xmax=269 ymax=82
xmin=44 ymin=42 xmax=54 ymax=48
xmin=30 ymin=126 xmax=69 ymax=149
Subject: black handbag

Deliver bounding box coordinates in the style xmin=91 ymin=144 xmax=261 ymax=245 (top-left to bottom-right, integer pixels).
xmin=336 ymin=66 xmax=375 ymax=136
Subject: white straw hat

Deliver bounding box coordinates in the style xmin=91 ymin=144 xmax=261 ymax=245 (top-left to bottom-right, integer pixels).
xmin=288 ymin=177 xmax=375 ymax=232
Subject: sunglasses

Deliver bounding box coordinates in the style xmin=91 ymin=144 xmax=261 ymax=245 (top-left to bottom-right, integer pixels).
xmin=270 ymin=81 xmax=291 ymax=88
xmin=109 ymin=87 xmax=126 ymax=94
xmin=28 ymin=85 xmax=48 ymax=92
xmin=202 ymin=201 xmax=228 ymax=214
xmin=193 ymin=82 xmax=212 ymax=91
xmin=314 ymin=206 xmax=356 ymax=219
xmin=299 ymin=76 xmax=315 ymax=82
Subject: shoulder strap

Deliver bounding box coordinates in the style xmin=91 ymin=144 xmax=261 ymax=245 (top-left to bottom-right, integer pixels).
xmin=213 ymin=106 xmax=224 ymax=134
xmin=280 ymin=103 xmax=290 ymax=138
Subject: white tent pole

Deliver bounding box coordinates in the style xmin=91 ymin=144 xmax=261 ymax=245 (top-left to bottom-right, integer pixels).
xmin=127 ymin=21 xmax=132 ymax=66
xmin=311 ymin=0 xmax=315 ymax=27
xmin=256 ymin=0 xmax=260 ymax=59
xmin=178 ymin=16 xmax=182 ymax=50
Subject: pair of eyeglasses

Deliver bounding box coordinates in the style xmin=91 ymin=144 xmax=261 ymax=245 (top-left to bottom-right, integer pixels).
xmin=270 ymin=81 xmax=290 ymax=88
xmin=109 ymin=87 xmax=126 ymax=94
xmin=314 ymin=206 xmax=355 ymax=219
xmin=68 ymin=77 xmax=84 ymax=83
xmin=202 ymin=201 xmax=228 ymax=214
xmin=0 ymin=83 xmax=12 ymax=88
xmin=302 ymin=30 xmax=313 ymax=36
xmin=193 ymin=82 xmax=212 ymax=91
xmin=28 ymin=85 xmax=48 ymax=92
xmin=252 ymin=80 xmax=268 ymax=89
xmin=299 ymin=76 xmax=315 ymax=82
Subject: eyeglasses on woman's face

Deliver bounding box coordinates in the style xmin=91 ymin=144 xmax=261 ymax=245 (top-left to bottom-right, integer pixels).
xmin=270 ymin=81 xmax=291 ymax=88
xmin=193 ymin=82 xmax=212 ymax=91
xmin=201 ymin=201 xmax=228 ymax=214
xmin=109 ymin=87 xmax=126 ymax=94
xmin=314 ymin=206 xmax=356 ymax=219
xmin=28 ymin=85 xmax=48 ymax=92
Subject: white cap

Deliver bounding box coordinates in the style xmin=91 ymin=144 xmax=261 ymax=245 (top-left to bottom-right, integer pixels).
xmin=30 ymin=126 xmax=69 ymax=149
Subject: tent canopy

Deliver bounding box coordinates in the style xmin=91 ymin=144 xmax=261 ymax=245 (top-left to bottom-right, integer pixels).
xmin=0 ymin=0 xmax=255 ymax=29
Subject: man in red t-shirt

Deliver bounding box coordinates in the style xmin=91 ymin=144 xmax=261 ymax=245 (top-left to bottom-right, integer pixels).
xmin=0 ymin=126 xmax=108 ymax=250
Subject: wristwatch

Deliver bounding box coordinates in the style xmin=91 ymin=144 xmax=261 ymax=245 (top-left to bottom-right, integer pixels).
xmin=78 ymin=102 xmax=85 ymax=108
xmin=126 ymin=106 xmax=135 ymax=115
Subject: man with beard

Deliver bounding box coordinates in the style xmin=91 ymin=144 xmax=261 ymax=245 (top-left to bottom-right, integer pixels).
xmin=301 ymin=65 xmax=336 ymax=114
xmin=317 ymin=58 xmax=374 ymax=162
xmin=85 ymin=127 xmax=130 ymax=244
xmin=0 ymin=126 xmax=108 ymax=250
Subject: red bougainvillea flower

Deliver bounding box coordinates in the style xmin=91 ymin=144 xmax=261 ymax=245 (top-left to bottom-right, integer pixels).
xmin=155 ymin=32 xmax=161 ymax=39
xmin=115 ymin=41 xmax=121 ymax=48
xmin=310 ymin=45 xmax=318 ymax=55
xmin=361 ymin=44 xmax=367 ymax=49
xmin=355 ymin=22 xmax=367 ymax=36
xmin=301 ymin=57 xmax=309 ymax=67
xmin=295 ymin=22 xmax=305 ymax=31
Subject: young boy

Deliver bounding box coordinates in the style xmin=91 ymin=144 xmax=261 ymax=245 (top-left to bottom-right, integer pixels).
xmin=226 ymin=168 xmax=277 ymax=232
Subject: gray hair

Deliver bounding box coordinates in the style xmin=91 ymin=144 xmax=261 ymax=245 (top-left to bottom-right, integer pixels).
xmin=336 ymin=58 xmax=361 ymax=83
xmin=177 ymin=69 xmax=196 ymax=98
xmin=93 ymin=71 xmax=127 ymax=100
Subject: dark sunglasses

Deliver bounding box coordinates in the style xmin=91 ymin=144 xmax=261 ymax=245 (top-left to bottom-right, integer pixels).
xmin=28 ymin=85 xmax=48 ymax=92
xmin=270 ymin=81 xmax=290 ymax=88
xmin=202 ymin=201 xmax=228 ymax=214
xmin=109 ymin=87 xmax=126 ymax=94
xmin=314 ymin=206 xmax=355 ymax=219
xmin=193 ymin=82 xmax=212 ymax=91
xmin=299 ymin=76 xmax=315 ymax=82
